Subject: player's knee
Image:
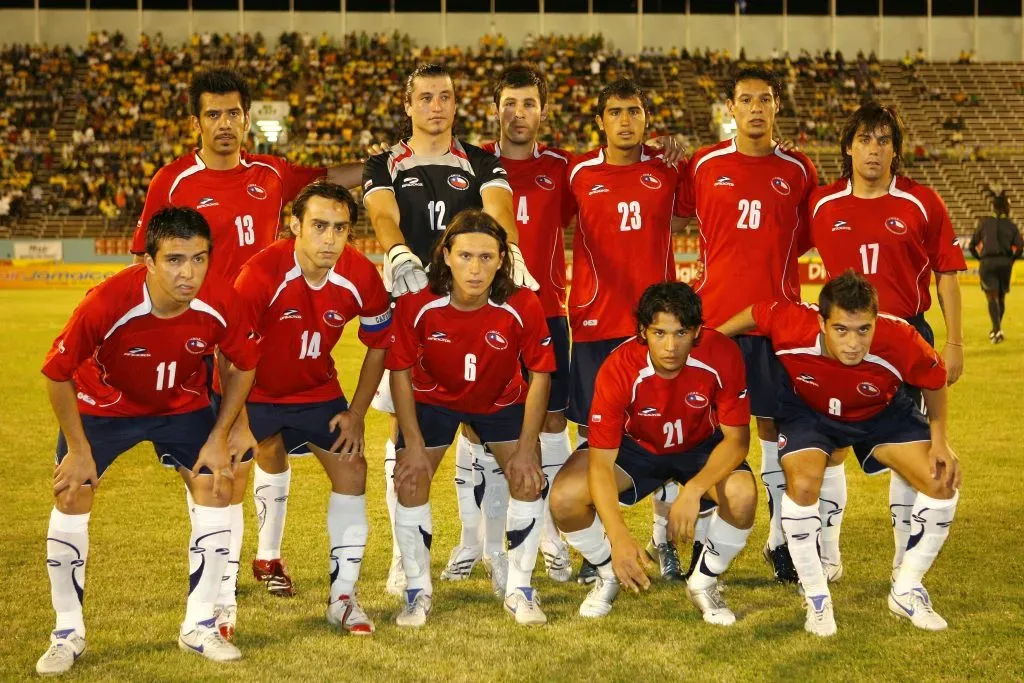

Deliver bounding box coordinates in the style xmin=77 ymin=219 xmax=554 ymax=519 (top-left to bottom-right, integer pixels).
xmin=256 ymin=445 xmax=288 ymax=474
xmin=549 ymin=471 xmax=589 ymax=529
xmin=785 ymin=471 xmax=822 ymax=505
xmin=918 ymin=474 xmax=958 ymax=500
xmin=543 ymin=411 xmax=568 ymax=434
xmin=55 ymin=486 xmax=93 ymax=515
xmin=722 ymin=473 xmax=758 ymax=527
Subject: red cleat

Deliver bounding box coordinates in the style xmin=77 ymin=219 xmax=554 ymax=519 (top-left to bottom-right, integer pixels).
xmin=252 ymin=558 xmax=295 ymax=597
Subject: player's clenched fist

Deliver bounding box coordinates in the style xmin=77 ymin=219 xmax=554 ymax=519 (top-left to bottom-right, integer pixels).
xmin=387 ymin=244 xmax=429 ymax=297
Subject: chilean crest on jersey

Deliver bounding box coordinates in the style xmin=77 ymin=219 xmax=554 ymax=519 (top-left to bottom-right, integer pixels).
xmin=186 ymin=337 xmax=208 ymax=354
xmin=447 ymin=174 xmax=470 ymax=191
xmin=323 ymin=310 xmax=346 ymax=328
xmin=771 ymin=177 xmax=792 ymax=195
xmin=857 ymin=381 xmax=881 ymax=397
xmin=685 ymin=391 xmax=709 ymax=409
xmin=535 ymin=175 xmax=555 ymax=191
xmin=247 ymin=183 xmax=268 ymax=200
xmin=640 ymin=173 xmax=662 ymax=190
xmin=484 ymin=330 xmax=509 ymax=350
xmin=885 ymin=217 xmax=908 ymax=235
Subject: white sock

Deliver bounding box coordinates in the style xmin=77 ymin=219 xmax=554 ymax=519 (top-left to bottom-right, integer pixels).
xmin=694 ymin=505 xmax=715 ymax=545
xmin=454 ymin=434 xmax=484 ymax=549
xmin=892 ymin=490 xmax=959 ymax=594
xmin=327 ymin=493 xmax=368 ymax=601
xmin=687 ymin=513 xmax=752 ymax=590
xmin=781 ymin=494 xmax=829 ymax=598
xmin=46 ymin=508 xmax=90 ymax=637
xmin=477 ymin=448 xmax=509 ymax=555
xmin=185 ymin=485 xmax=196 ymax=524
xmin=254 ymin=464 xmax=291 ymax=561
xmin=395 ymin=502 xmax=433 ymax=595
xmin=505 ymin=497 xmax=544 ymax=595
xmin=184 ymin=504 xmax=231 ymax=628
xmin=651 ymin=481 xmax=678 ymax=545
xmin=760 ymin=439 xmax=787 ymax=550
xmin=384 ymin=439 xmax=400 ymax=559
xmin=563 ymin=515 xmax=616 ymax=581
xmin=819 ymin=464 xmax=847 ymax=566
xmin=540 ymin=429 xmax=571 ymax=547
xmin=889 ymin=471 xmax=916 ymax=570
xmin=217 ymin=503 xmax=243 ymax=607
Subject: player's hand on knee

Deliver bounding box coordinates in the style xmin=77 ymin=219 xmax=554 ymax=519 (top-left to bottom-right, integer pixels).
xmin=667 ymin=484 xmax=702 ymax=544
xmin=610 ymin=535 xmax=651 ymax=593
xmin=929 ymin=441 xmax=962 ymax=491
xmin=194 ymin=435 xmax=234 ymax=499
xmin=508 ymin=243 xmax=540 ymax=291
xmin=54 ymin=448 xmax=99 ymax=497
xmin=387 ymin=245 xmax=428 ymax=297
xmin=941 ymin=343 xmax=964 ymax=385
xmin=394 ymin=445 xmax=431 ymax=497
xmin=227 ymin=422 xmax=259 ymax=466
xmin=505 ymin=447 xmax=543 ymax=498
xmin=329 ymin=409 xmax=366 ymax=459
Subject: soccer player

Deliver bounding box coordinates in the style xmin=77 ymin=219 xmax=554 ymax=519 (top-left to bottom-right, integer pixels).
xmin=809 ymin=103 xmax=966 ymax=580
xmin=362 ymin=63 xmax=538 ymax=597
xmin=387 ymin=210 xmax=554 ymax=627
xmin=36 ymin=208 xmax=259 ymax=674
xmin=683 ymin=67 xmax=819 ymax=584
xmin=717 ymin=272 xmax=961 ymax=636
xmin=226 ymin=181 xmax=391 ymax=637
xmin=550 ymin=282 xmax=755 ymax=624
xmin=969 ymin=191 xmax=1022 ymax=342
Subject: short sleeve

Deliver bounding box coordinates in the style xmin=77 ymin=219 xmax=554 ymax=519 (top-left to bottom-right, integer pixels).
xmin=899 ymin=324 xmax=947 ymax=391
xmin=472 ymin=151 xmax=512 ymax=195
xmin=131 ymin=166 xmax=174 ymax=254
xmin=232 ymin=261 xmax=273 ymax=339
xmin=41 ymin=288 xmax=110 ymax=381
xmin=750 ymin=300 xmax=783 ymax=337
xmin=922 ymin=188 xmax=967 ymax=273
xmin=674 ymin=158 xmax=696 ymax=217
xmin=587 ymin=352 xmax=629 ymax=450
xmin=516 ymin=290 xmax=556 ymax=374
xmin=384 ymin=295 xmax=419 ymax=372
xmin=794 ymin=160 xmax=820 ymax=256
xmin=361 ymin=153 xmax=395 ymax=205
xmin=355 ymin=259 xmax=393 ymax=349
xmin=216 ymin=285 xmax=260 ymax=372
xmin=277 ymin=157 xmax=327 ymax=203
xmin=559 ymin=163 xmax=577 ymax=228
xmin=712 ymin=336 xmax=751 ymax=427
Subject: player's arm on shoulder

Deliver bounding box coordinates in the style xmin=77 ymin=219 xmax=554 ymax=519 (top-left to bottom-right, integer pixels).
xmin=326 ymin=162 xmax=364 ymax=190
xmin=364 ymin=181 xmax=404 ymax=254
xmin=131 ymin=166 xmax=173 ymax=258
xmin=716 ymin=304 xmax=760 ymax=338
xmin=481 ymin=184 xmax=519 ymax=243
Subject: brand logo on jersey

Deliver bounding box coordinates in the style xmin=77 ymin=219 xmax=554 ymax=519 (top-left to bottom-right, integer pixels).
xmin=588 ymin=184 xmax=609 ymax=195
xmin=428 ymin=331 xmax=451 ymax=343
xmin=363 ymin=179 xmax=373 ymax=191
xmin=279 ymin=308 xmax=302 ymax=321
xmin=885 ymin=216 xmax=908 ymax=235
xmin=832 ymin=219 xmax=851 ymax=232
xmin=638 ymin=406 xmax=662 ymax=417
xmin=771 ymin=177 xmax=792 ymax=195
xmin=796 ymin=373 xmax=818 ymax=386
xmin=246 ymin=183 xmax=267 ymax=200
xmin=592 ymin=414 xmax=602 ymax=423
xmin=541 ymin=336 xmax=552 ymax=346
xmin=196 ymin=197 xmax=218 ymax=209
xmin=640 ymin=173 xmax=662 ymax=190
xmin=685 ymin=392 xmax=709 ymax=409
xmin=57 ymin=340 xmax=66 ymax=354
xmin=447 ymin=174 xmax=470 ymax=191
xmin=857 ymin=382 xmax=881 ymax=397
xmin=582 ymin=319 xmax=598 ymax=327
xmin=402 ymin=176 xmax=423 ymax=188
xmin=76 ymin=391 xmax=96 ymax=406
xmin=714 ymin=176 xmax=734 ymax=187
xmin=535 ymin=175 xmax=556 ymax=191
xmin=124 ymin=346 xmax=150 ymax=357
xmin=485 ymin=330 xmax=509 ymax=350
xmin=323 ymin=310 xmax=346 ymax=328
xmin=185 ymin=337 xmax=208 ymax=354
xmin=493 ymin=167 xmax=507 ymax=175
xmin=778 ymin=434 xmax=788 ymax=449
xmin=738 ymin=388 xmax=749 ymax=399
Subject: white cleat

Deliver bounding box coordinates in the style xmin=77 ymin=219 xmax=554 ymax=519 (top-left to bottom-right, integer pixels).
xmin=178 ymin=619 xmax=242 ymax=662
xmin=504 ymin=587 xmax=548 ymax=626
xmin=440 ymin=544 xmax=482 ymax=581
xmin=541 ymin=539 xmax=572 ymax=583
xmin=36 ymin=629 xmax=86 ymax=676
xmin=686 ymin=582 xmax=736 ymax=626
xmin=214 ymin=604 xmax=236 ymax=642
xmin=889 ymin=586 xmax=948 ymax=631
xmin=327 ymin=593 xmax=375 ymax=635
xmin=482 ymin=550 xmax=509 ymax=598
xmin=804 ymin=594 xmax=838 ymax=637
xmin=396 ymin=588 xmax=432 ymax=628
xmin=823 ymin=560 xmax=844 ymax=583
xmin=386 ymin=555 xmax=407 ymax=597
xmin=579 ymin=576 xmax=620 ymax=618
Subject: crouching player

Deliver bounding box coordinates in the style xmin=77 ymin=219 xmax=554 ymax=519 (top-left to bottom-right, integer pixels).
xmin=36 ymin=208 xmax=258 ymax=674
xmin=388 ymin=210 xmax=554 ymax=627
xmin=718 ymin=271 xmax=961 ymax=636
xmin=226 ymin=181 xmax=391 ymax=637
xmin=549 ymin=282 xmax=756 ymax=625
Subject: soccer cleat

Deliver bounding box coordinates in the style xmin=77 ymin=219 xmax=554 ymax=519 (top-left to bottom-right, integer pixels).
xmin=440 ymin=544 xmax=481 ymax=581
xmin=686 ymin=582 xmax=736 ymax=626
xmin=804 ymin=594 xmax=838 ymax=637
xmin=579 ymin=576 xmax=620 ymax=618
xmin=541 ymin=539 xmax=572 ymax=583
xmin=504 ymin=587 xmax=548 ymax=626
xmin=252 ymin=558 xmax=294 ymax=597
xmin=645 ymin=538 xmax=685 ymax=581
xmin=482 ymin=550 xmax=509 ymax=598
xmin=386 ymin=555 xmax=407 ymax=597
xmin=35 ymin=629 xmax=86 ymax=676
xmin=395 ymin=588 xmax=432 ymax=628
xmin=994 ymin=330 xmax=1005 ymax=344
xmin=888 ymin=586 xmax=948 ymax=631
xmin=763 ymin=542 xmax=800 ymax=584
xmin=214 ymin=604 xmax=236 ymax=641
xmin=178 ymin=619 xmax=243 ymax=662
xmin=327 ymin=593 xmax=375 ymax=635
xmin=576 ymin=558 xmax=599 ymax=585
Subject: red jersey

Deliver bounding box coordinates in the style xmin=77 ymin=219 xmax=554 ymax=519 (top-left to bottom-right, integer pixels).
xmin=385 ymin=287 xmax=556 ymax=414
xmin=752 ymin=300 xmax=947 ymax=422
xmin=231 ymin=239 xmax=392 ymax=404
xmin=809 ymin=176 xmax=967 ymax=319
xmin=568 ymin=145 xmax=688 ymax=342
xmin=588 ymin=331 xmax=750 ymax=454
xmin=41 ymin=265 xmax=259 ymax=418
xmin=684 ymin=139 xmax=818 ymax=328
xmin=131 ymin=150 xmax=325 ymax=279
xmin=481 ymin=141 xmax=574 ymax=319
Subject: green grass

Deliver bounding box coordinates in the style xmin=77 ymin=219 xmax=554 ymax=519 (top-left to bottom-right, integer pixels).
xmin=2 ymin=285 xmax=1022 ymax=682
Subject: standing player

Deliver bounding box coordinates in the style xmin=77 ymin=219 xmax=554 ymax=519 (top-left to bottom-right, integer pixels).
xmin=387 ymin=211 xmax=554 ymax=627
xmin=362 ymin=63 xmax=538 ymax=596
xmin=683 ymin=67 xmax=819 ymax=584
xmin=550 ymin=283 xmax=756 ymax=625
xmin=969 ymin=191 xmax=1022 ymax=342
xmin=809 ymin=103 xmax=966 ymax=580
xmin=225 ymin=182 xmax=391 ymax=637
xmin=36 ymin=208 xmax=259 ymax=674
xmin=717 ymin=272 xmax=961 ymax=635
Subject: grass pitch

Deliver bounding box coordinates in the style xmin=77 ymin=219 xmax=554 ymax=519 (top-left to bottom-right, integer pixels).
xmin=1 ymin=285 xmax=1022 ymax=682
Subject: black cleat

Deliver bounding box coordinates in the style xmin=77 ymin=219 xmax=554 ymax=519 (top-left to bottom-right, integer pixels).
xmin=576 ymin=558 xmax=599 ymax=585
xmin=763 ymin=542 xmax=799 ymax=584
xmin=645 ymin=538 xmax=684 ymax=581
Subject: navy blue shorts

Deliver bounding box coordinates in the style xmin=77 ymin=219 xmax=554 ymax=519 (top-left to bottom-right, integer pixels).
xmin=566 ymin=336 xmax=631 ymax=426
xmin=56 ymin=407 xmax=225 ymax=482
xmin=246 ymin=396 xmax=349 ymax=455
xmin=396 ymin=402 xmax=524 ymax=450
xmin=734 ymin=334 xmax=786 ymax=420
xmin=544 ymin=316 xmax=571 ymax=414
xmin=612 ymin=432 xmax=752 ymax=506
xmin=900 ymin=314 xmax=935 ymax=415
xmin=776 ymin=387 xmax=930 ymax=475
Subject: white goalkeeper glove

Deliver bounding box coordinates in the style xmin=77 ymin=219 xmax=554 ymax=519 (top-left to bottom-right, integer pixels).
xmin=386 ymin=244 xmax=428 ymax=297
xmin=509 ymin=243 xmax=540 ymax=291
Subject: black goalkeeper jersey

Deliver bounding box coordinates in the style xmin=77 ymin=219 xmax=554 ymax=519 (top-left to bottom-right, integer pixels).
xmin=362 ymin=137 xmax=512 ymax=262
